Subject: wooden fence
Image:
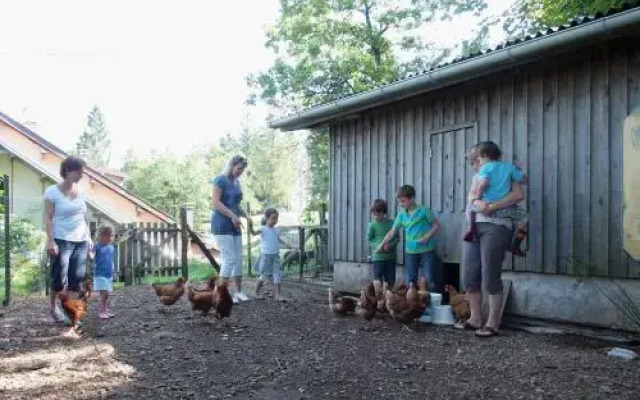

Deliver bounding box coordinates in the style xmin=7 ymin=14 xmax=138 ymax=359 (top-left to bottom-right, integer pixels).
xmin=89 ymin=206 xmax=220 ymax=285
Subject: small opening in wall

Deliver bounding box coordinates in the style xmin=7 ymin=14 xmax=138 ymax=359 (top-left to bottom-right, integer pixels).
xmin=441 ymin=262 xmax=461 ymax=305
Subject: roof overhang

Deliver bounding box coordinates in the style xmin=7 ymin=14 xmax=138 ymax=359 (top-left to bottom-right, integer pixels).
xmin=270 ymin=6 xmax=640 ymax=131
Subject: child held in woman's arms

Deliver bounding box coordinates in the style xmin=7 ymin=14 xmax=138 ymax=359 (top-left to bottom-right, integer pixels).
xmin=463 ymin=141 xmax=528 ymax=257
xmin=367 ymin=199 xmax=399 ymax=300
xmin=92 ymin=226 xmax=116 ymax=319
xmin=250 ymin=208 xmax=291 ymax=302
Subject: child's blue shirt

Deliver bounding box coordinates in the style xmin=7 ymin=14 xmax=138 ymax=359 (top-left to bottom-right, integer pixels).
xmin=476 ymin=161 xmax=525 ymax=202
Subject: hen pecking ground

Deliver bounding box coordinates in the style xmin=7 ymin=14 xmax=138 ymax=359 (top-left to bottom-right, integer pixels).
xmin=1 ymin=281 xmax=639 ymax=400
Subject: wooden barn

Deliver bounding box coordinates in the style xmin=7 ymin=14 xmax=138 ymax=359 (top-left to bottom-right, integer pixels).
xmin=271 ymin=5 xmax=640 ymax=331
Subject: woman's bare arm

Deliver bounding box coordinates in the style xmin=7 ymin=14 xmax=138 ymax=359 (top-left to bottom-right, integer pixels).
xmin=44 ymin=200 xmax=55 ymax=244
xmin=44 ymin=200 xmax=58 ymax=255
xmin=212 ymin=187 xmax=237 ymax=219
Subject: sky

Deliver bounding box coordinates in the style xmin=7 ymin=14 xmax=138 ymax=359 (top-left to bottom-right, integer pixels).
xmin=0 ymin=0 xmax=514 ymax=168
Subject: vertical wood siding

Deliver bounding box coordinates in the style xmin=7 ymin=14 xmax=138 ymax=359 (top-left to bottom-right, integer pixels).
xmin=328 ymin=39 xmax=640 ymax=278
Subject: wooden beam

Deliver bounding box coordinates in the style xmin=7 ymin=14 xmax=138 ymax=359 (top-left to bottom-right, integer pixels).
xmin=185 ymin=223 xmax=220 ymax=273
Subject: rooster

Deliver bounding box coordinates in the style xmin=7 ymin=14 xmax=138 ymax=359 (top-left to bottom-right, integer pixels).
xmin=328 ymin=288 xmax=358 ymax=316
xmin=356 ymin=282 xmax=378 ymax=320
xmin=152 ymin=277 xmax=186 ymax=309
xmin=445 ymin=284 xmax=471 ymax=322
xmin=58 ymin=280 xmax=92 ymax=339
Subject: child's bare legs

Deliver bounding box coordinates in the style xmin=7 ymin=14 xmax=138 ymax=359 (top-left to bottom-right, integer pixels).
xmin=254 ymin=277 xmax=265 ymax=298
xmin=105 ymin=292 xmax=115 ymax=318
xmin=463 ymin=209 xmax=477 ymax=242
xmin=510 ymin=222 xmax=527 ymax=257
xmin=98 ymin=291 xmax=110 ymax=319
xmin=275 ymin=282 xmax=282 ymax=299
xmin=274 ymin=272 xmax=284 ymax=301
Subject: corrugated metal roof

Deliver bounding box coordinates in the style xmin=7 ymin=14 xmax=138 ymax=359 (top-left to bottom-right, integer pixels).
xmin=270 ymin=1 xmax=640 ymax=130
xmin=402 ymin=1 xmax=640 ymax=80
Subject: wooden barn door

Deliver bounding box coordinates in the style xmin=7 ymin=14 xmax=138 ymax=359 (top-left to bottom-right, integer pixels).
xmin=427 ymin=123 xmax=477 ymax=263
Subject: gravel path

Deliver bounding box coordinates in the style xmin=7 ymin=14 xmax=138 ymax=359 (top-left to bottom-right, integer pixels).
xmin=1 ymin=281 xmax=639 ymax=399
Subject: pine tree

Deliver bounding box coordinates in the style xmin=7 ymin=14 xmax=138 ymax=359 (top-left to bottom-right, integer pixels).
xmin=76 ymin=105 xmax=111 ymax=167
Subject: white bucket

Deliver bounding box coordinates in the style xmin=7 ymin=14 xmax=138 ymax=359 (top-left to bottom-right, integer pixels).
xmin=430 ymin=292 xmax=442 ymax=307
xmin=431 ymin=305 xmax=455 ymax=325
xmin=419 ymin=307 xmax=433 ymax=323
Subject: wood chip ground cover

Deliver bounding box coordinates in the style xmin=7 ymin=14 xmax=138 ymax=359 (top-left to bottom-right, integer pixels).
xmin=1 ymin=282 xmax=638 ymax=399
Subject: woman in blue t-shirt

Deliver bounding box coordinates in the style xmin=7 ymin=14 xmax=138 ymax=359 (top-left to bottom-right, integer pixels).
xmin=211 ymin=155 xmax=252 ymax=303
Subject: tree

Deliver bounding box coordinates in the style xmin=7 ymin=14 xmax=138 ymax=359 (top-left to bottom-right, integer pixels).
xmin=76 ymin=105 xmax=111 ymax=167
xmin=501 ymin=0 xmax=628 ymax=38
xmin=123 ymin=151 xmax=211 ymax=223
xmin=248 ymin=0 xmax=487 ymax=207
xmin=211 ymin=123 xmax=299 ymax=212
xmin=122 ymin=125 xmax=299 ymax=227
xmin=249 ymin=0 xmax=486 ymax=111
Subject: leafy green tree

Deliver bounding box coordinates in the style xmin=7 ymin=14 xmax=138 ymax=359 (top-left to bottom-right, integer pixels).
xmin=249 ymin=0 xmax=486 ymax=110
xmin=212 ymin=123 xmax=298 ymax=212
xmin=76 ymin=105 xmax=111 ymax=167
xmin=501 ymin=0 xmax=628 ymax=38
xmin=248 ymin=0 xmax=487 ymax=208
xmin=123 ymin=151 xmax=211 ymax=223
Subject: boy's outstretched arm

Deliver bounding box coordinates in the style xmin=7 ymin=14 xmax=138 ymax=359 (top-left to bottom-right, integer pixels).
xmin=389 ymin=228 xmax=400 ymax=248
xmin=376 ymin=228 xmax=397 ymax=253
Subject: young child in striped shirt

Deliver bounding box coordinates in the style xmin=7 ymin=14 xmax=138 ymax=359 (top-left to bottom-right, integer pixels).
xmin=377 ymin=185 xmax=440 ymax=292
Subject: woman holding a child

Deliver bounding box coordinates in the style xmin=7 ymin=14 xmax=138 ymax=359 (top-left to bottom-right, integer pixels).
xmin=459 ymin=141 xmax=527 ymax=338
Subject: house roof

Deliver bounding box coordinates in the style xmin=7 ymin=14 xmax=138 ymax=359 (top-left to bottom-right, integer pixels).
xmin=0 ymin=136 xmax=128 ymax=223
xmin=270 ymin=2 xmax=640 ymax=131
xmin=0 ymin=110 xmax=176 ymax=224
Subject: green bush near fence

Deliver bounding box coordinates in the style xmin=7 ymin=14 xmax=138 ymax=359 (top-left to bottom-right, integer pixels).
xmin=1 ymin=216 xmax=45 ymax=302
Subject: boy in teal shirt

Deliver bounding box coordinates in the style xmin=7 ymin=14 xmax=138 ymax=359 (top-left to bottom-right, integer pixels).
xmin=377 ymin=185 xmax=440 ymax=291
xmin=367 ymin=199 xmax=398 ymax=290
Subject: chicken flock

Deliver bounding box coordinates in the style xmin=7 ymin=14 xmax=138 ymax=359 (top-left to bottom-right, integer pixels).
xmin=328 ymin=279 xmax=471 ymax=326
xmin=151 ymin=276 xmax=234 ymax=322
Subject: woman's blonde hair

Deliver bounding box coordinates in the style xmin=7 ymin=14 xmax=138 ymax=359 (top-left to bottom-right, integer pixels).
xmin=221 ymin=155 xmax=248 ymax=179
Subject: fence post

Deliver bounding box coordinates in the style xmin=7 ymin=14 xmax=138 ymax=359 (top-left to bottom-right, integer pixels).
xmin=3 ymin=174 xmax=10 ymax=306
xmin=319 ymin=203 xmax=327 ymax=225
xmin=180 ymin=206 xmax=190 ymax=280
xmin=298 ymin=226 xmax=305 ymax=281
xmin=246 ymin=202 xmax=252 ymax=277
xmin=125 ymin=223 xmax=135 ymax=286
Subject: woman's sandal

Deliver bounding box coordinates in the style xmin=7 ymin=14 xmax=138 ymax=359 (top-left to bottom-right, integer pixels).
xmin=475 ymin=326 xmax=499 ymax=338
xmin=454 ymin=320 xmax=481 ymax=331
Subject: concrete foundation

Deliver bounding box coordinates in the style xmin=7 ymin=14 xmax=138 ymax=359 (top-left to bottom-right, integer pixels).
xmin=334 ymin=261 xmax=640 ymax=332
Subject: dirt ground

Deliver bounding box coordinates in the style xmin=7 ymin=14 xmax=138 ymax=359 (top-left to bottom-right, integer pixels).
xmin=1 ymin=281 xmax=639 ymax=400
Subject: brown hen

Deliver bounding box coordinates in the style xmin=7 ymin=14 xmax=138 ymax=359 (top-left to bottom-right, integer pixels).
xmin=212 ymin=284 xmax=233 ymax=320
xmin=385 ymin=280 xmax=429 ymax=324
xmin=328 ymin=288 xmax=358 ymax=316
xmin=153 ymin=277 xmax=186 ymax=308
xmin=356 ymin=282 xmax=378 ymax=320
xmin=445 ymin=284 xmax=471 ymax=321
xmin=58 ymin=280 xmax=92 ymax=338
xmin=187 ymin=284 xmax=215 ymax=316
